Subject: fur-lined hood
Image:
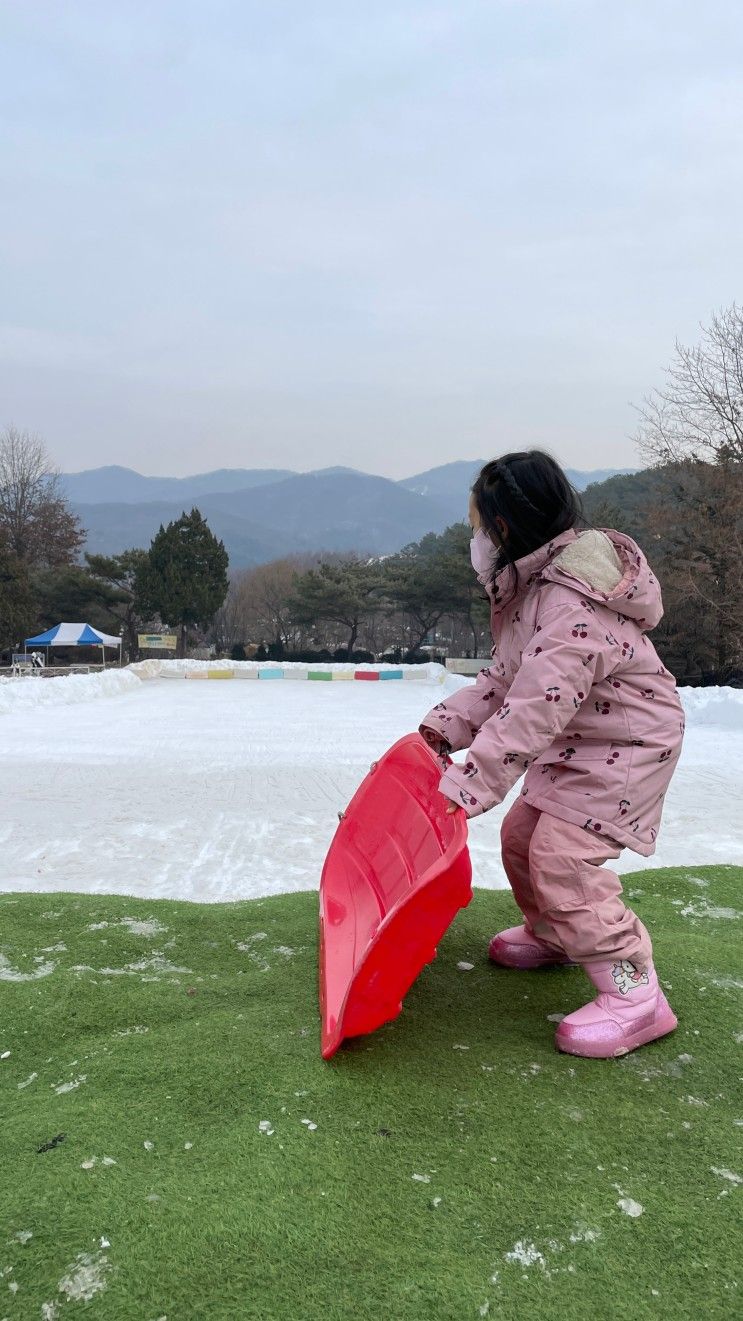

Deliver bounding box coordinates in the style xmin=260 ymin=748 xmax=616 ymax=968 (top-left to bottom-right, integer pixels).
xmin=488 ymin=528 xmax=663 ymax=632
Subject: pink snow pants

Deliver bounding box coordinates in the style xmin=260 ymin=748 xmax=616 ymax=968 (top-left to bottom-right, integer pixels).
xmin=500 ymin=799 xmax=652 ymax=968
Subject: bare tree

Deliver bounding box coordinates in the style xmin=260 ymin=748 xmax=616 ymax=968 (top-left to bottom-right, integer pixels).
xmin=635 ymin=304 xmax=743 ymax=465
xmin=215 ymin=555 xmax=321 ymax=653
xmin=649 ymin=461 xmax=743 ymax=678
xmin=632 ymin=307 xmax=743 ymax=680
xmin=0 ymin=426 xmax=85 ymax=569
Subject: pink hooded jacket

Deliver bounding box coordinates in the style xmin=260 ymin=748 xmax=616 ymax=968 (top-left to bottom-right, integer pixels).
xmin=420 ymin=528 xmax=684 ymax=856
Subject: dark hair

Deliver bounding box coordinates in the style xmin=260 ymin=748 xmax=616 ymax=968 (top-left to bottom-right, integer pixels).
xmin=471 ymin=450 xmax=584 ymax=580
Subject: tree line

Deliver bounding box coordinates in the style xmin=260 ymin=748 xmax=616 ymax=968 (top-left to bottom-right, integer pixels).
xmin=2 ymin=303 xmax=742 ymax=681
xmin=0 ymin=428 xmax=228 ymax=660
xmin=213 ymin=526 xmax=490 ymax=663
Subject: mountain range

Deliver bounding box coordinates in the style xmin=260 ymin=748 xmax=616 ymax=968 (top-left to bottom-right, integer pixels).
xmin=61 ymin=462 xmax=638 ymax=568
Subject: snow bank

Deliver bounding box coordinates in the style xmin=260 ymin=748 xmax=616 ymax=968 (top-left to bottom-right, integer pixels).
xmin=0 ymin=667 xmax=142 ymax=716
xmin=679 ymin=686 xmax=743 ymax=729
xmin=2 ymin=656 xmax=742 ymax=734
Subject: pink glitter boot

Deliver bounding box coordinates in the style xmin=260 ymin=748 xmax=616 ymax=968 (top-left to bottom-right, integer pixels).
xmin=555 ymin=960 xmax=677 ymax=1058
xmin=488 ymin=925 xmax=573 ymax=970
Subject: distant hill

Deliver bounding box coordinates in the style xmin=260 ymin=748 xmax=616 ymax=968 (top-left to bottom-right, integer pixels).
xmin=64 ymin=460 xmax=640 ymax=567
xmin=580 ymin=468 xmax=665 ymax=540
xmin=70 ymin=472 xmax=450 ymax=567
xmin=60 ymin=465 xmax=296 ymax=505
xmin=400 ymin=461 xmax=638 ymax=522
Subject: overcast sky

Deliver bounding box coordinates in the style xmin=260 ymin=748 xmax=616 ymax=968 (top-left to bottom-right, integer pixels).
xmin=1 ymin=1 xmax=741 ymax=479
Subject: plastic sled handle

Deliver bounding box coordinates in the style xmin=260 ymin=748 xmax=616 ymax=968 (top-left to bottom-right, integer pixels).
xmin=319 ymin=732 xmax=472 ymax=1059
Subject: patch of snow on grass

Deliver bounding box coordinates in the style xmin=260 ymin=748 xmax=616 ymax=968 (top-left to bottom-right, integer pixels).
xmin=58 ymin=1249 xmax=112 ymax=1303
xmin=0 ymin=954 xmax=57 ymax=982
xmin=121 ymin=917 xmax=167 ymax=936
xmin=504 ymin=1241 xmax=546 ymax=1269
xmin=97 ymin=956 xmax=191 ymax=977
xmin=680 ymin=900 xmax=740 ymax=920
xmin=54 ymin=1074 xmax=87 ymax=1095
xmin=710 ymin=1167 xmax=741 ymax=1185
xmin=616 ymin=1198 xmax=644 ymax=1217
xmin=570 ymin=1225 xmax=600 ymax=1243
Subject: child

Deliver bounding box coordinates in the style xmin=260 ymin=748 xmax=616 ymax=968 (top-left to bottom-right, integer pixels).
xmin=419 ymin=451 xmax=684 ymax=1059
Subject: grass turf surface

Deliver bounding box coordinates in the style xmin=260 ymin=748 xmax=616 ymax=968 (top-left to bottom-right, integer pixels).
xmin=1 ymin=868 xmax=741 ymax=1320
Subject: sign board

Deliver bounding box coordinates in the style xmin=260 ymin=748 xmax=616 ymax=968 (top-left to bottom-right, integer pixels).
xmin=138 ymin=634 xmax=178 ymax=651
xmin=445 ymin=657 xmax=489 ymax=675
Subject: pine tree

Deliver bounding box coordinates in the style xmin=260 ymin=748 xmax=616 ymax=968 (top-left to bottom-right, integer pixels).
xmin=85 ymin=549 xmax=149 ymax=660
xmin=290 ymin=559 xmax=382 ymax=656
xmin=135 ymin=509 xmax=229 ymax=656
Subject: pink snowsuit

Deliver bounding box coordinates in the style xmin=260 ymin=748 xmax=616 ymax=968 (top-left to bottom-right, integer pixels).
xmin=420 ymin=528 xmax=685 ymax=967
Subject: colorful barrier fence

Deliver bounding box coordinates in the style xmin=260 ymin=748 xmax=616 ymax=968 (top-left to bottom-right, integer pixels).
xmin=180 ymin=667 xmax=421 ymax=682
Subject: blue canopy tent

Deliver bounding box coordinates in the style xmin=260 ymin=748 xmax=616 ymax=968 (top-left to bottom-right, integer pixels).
xmin=24 ymin=622 xmax=122 ymax=668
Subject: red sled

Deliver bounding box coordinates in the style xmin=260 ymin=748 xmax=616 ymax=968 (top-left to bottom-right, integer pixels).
xmin=319 ymin=733 xmax=473 ymax=1059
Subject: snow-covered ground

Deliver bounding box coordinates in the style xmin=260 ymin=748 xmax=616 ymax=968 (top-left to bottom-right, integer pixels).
xmin=1 ymin=664 xmax=742 ymax=902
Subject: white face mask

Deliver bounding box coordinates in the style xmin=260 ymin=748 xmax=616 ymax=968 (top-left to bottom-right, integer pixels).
xmin=470 ymin=527 xmax=496 ymax=578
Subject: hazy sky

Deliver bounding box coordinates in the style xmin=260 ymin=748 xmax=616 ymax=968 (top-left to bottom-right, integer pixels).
xmin=1 ymin=1 xmax=742 ymax=479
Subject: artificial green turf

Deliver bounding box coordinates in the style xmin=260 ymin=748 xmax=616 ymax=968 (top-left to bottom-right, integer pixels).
xmin=1 ymin=868 xmax=741 ymax=1320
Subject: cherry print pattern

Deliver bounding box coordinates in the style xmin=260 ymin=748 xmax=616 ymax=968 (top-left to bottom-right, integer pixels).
xmin=423 ymin=525 xmax=683 ymax=844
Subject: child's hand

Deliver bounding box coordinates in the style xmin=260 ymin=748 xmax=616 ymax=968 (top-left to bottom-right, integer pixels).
xmin=445 ymin=801 xmax=461 ymax=815
xmin=420 ymin=727 xmax=451 ymax=762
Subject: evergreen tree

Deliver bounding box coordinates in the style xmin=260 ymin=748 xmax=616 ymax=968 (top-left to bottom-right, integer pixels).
xmin=135 ymin=509 xmax=229 ymax=656
xmin=0 ymin=543 xmax=35 ymax=653
xmin=85 ymin=549 xmax=149 ymax=660
xmin=383 ymin=528 xmax=475 ymax=657
xmin=290 ymin=559 xmax=382 ymax=655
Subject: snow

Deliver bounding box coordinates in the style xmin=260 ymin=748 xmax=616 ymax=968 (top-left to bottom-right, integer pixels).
xmin=0 ymin=665 xmax=741 ymax=903
xmin=57 ymin=1250 xmax=111 ymax=1303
